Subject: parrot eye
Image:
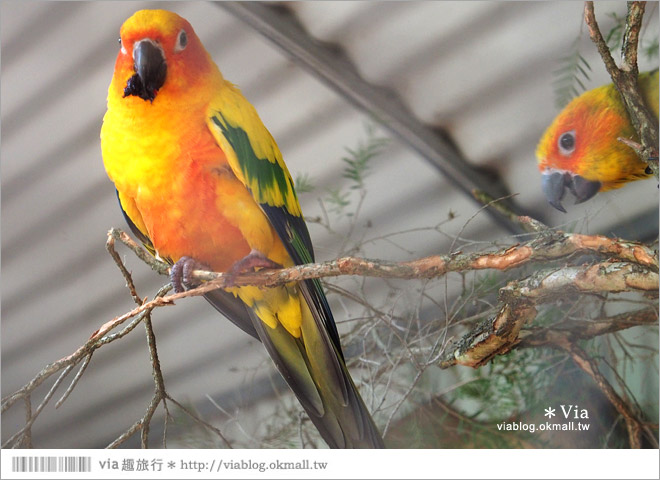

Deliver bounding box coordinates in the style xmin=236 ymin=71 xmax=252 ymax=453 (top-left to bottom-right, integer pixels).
xmin=175 ymin=29 xmax=188 ymax=52
xmin=558 ymin=130 xmax=576 ymax=156
xmin=118 ymin=37 xmax=127 ymax=55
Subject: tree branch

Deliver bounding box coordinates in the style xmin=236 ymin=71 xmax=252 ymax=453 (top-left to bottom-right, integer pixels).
xmin=584 ymin=1 xmax=659 ymax=177
xmin=517 ymin=307 xmax=658 ymax=347
xmin=187 ymin=232 xmax=658 ymax=290
xmin=3 ymin=218 xmax=657 ymax=447
xmin=543 ymin=331 xmax=645 ymax=448
xmin=439 ymin=261 xmax=657 ymax=369
xmin=4 ymin=226 xmax=656 ymax=413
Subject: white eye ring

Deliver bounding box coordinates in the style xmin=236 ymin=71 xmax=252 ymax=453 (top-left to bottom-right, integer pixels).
xmin=174 ymin=29 xmax=188 ymax=52
xmin=558 ymin=130 xmax=576 ymax=156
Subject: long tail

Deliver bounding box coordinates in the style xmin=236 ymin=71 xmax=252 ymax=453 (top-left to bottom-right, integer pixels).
xmin=250 ymin=293 xmax=384 ymax=448
xmin=204 ymin=283 xmax=383 ymax=448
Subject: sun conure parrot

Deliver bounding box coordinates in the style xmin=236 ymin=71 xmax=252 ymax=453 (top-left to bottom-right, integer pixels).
xmin=536 ymin=69 xmax=658 ymax=212
xmin=100 ymin=9 xmax=384 ymax=449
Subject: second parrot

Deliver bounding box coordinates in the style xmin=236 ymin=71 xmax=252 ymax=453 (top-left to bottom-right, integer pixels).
xmin=536 ymin=70 xmax=658 ymax=212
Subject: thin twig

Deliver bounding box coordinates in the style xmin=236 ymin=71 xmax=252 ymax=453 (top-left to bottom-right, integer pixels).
xmin=107 ymin=233 xmax=141 ymax=305
xmin=517 ymin=307 xmax=658 ymax=348
xmin=107 ymin=418 xmax=146 ymax=449
xmin=472 ymin=190 xmax=547 ymax=233
xmin=166 ymin=397 xmax=233 ymax=448
xmin=55 ymin=354 xmax=93 ymax=409
xmin=21 ymin=396 xmax=32 ymax=448
xmin=2 ymin=364 xmax=75 ymax=448
xmin=549 ymin=332 xmax=644 ymax=448
xmin=108 ymin=228 xmax=170 ymax=276
xmin=141 ymin=313 xmax=161 ymax=449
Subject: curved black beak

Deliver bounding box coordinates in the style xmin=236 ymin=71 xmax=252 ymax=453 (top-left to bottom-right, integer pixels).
xmin=569 ymin=175 xmax=601 ymax=205
xmin=541 ymin=171 xmax=568 ymax=213
xmin=123 ymin=40 xmax=167 ymax=102
xmin=541 ymin=171 xmax=601 ymax=213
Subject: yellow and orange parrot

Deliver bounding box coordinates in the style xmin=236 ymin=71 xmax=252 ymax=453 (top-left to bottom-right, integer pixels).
xmin=536 ymin=69 xmax=658 ymax=212
xmin=101 ymin=9 xmax=384 ymax=448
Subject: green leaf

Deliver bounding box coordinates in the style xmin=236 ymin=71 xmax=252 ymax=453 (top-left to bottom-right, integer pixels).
xmin=324 ymin=187 xmax=351 ymax=214
xmin=553 ymin=40 xmax=592 ymax=109
xmin=294 ymin=172 xmax=315 ymax=194
xmin=340 ymin=122 xmax=389 ymax=190
xmin=605 ymin=12 xmax=625 ymax=52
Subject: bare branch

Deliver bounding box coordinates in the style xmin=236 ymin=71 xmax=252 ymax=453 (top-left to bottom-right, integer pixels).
xmin=188 ymin=232 xmax=658 ymax=290
xmin=3 ymin=215 xmax=657 ymax=448
xmin=440 ymin=261 xmax=658 ymax=369
xmin=472 ymin=189 xmax=548 ymax=233
xmin=584 ymin=1 xmax=659 ymax=177
xmin=55 ymin=354 xmax=92 ymax=409
xmin=106 ymin=233 xmax=141 ymax=305
xmin=547 ymin=332 xmax=645 ymax=448
xmin=584 ymin=2 xmax=621 ymax=74
xmin=108 ymin=227 xmax=170 ymax=276
xmin=2 ymin=363 xmax=75 ymax=448
xmin=518 ymin=307 xmax=658 ymax=347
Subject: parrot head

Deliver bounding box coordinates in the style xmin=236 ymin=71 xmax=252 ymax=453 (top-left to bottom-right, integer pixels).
xmin=535 ymin=82 xmax=647 ymax=213
xmin=535 ymin=116 xmax=603 ymax=213
xmin=112 ymin=10 xmax=219 ymax=105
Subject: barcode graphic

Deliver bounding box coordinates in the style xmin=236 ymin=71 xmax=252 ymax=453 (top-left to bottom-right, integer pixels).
xmin=11 ymin=456 xmax=91 ymax=473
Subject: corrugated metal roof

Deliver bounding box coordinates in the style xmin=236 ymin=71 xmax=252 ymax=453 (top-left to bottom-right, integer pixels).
xmin=2 ymin=1 xmax=658 ymax=448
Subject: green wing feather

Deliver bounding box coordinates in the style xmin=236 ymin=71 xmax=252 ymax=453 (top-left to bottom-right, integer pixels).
xmin=206 ymin=85 xmax=343 ymax=352
xmin=206 ymin=84 xmax=384 ymax=448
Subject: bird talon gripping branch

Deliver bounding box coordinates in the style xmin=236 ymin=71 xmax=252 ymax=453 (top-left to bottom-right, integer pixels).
xmin=223 ymin=250 xmax=283 ymax=288
xmin=170 ymin=256 xmax=210 ymax=293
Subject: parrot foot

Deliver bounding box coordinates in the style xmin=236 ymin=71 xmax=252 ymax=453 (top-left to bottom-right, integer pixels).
xmin=225 ymin=249 xmax=282 ymax=287
xmin=170 ymin=256 xmax=211 ymax=293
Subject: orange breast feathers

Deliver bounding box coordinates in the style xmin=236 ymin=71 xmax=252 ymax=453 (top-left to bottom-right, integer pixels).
xmin=100 ymin=11 xmax=280 ymax=272
xmin=103 ymin=109 xmax=258 ymax=272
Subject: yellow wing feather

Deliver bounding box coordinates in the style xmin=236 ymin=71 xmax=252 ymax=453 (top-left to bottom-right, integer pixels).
xmin=207 ymin=82 xmax=302 ymax=216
